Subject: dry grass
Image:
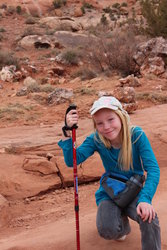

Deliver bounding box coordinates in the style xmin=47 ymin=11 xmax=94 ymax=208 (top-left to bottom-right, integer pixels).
xmin=0 ymin=103 xmax=34 ymax=121
xmin=136 ymin=92 xmax=167 ymax=104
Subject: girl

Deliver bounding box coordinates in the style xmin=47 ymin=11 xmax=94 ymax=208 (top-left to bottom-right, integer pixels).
xmin=58 ymin=96 xmax=161 ymax=250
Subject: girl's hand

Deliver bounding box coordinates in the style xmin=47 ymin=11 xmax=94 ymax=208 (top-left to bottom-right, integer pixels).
xmin=66 ymin=109 xmax=79 ymax=128
xmin=137 ymin=202 xmax=156 ymax=223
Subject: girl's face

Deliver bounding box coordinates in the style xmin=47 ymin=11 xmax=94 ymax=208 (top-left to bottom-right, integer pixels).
xmin=93 ymin=108 xmax=122 ymax=147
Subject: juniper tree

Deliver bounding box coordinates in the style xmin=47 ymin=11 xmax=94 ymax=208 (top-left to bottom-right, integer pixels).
xmin=141 ymin=0 xmax=167 ymax=38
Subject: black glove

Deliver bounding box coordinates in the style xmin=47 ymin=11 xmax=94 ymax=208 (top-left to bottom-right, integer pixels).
xmin=62 ymin=104 xmax=78 ymax=137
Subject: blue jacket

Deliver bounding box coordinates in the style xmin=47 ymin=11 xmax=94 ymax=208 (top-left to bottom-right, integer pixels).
xmin=58 ymin=126 xmax=160 ymax=206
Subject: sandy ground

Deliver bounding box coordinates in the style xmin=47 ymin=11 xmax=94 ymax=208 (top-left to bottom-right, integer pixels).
xmin=0 ymin=1 xmax=167 ymax=249
xmin=0 ymin=104 xmax=167 ymax=250
xmin=0 ymin=176 xmax=166 ymax=250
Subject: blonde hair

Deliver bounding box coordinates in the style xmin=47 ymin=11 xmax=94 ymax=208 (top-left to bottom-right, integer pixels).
xmin=93 ymin=109 xmax=133 ymax=171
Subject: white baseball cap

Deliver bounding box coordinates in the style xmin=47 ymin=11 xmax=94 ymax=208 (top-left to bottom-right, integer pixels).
xmin=90 ymin=96 xmax=123 ymax=115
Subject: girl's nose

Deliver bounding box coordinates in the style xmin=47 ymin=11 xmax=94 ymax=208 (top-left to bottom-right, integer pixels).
xmin=103 ymin=122 xmax=110 ymax=130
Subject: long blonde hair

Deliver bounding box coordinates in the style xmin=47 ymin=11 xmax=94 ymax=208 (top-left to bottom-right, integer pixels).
xmin=93 ymin=109 xmax=133 ymax=171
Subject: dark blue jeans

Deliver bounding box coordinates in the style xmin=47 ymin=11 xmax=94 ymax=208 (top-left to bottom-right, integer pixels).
xmin=96 ymin=198 xmax=161 ymax=250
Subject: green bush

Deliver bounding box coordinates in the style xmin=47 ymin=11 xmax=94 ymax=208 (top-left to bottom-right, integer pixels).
xmin=81 ymin=6 xmax=85 ymax=14
xmin=61 ymin=50 xmax=79 ymax=65
xmin=141 ymin=0 xmax=167 ymax=38
xmin=53 ymin=0 xmax=67 ymax=9
xmin=0 ymin=51 xmax=20 ymax=70
xmin=112 ymin=3 xmax=121 ymax=9
xmin=16 ymin=5 xmax=22 ymax=14
xmin=82 ymin=2 xmax=93 ymax=9
xmin=121 ymin=2 xmax=128 ymax=7
xmin=25 ymin=16 xmax=37 ymax=25
xmin=0 ymin=27 xmax=6 ymax=32
xmin=100 ymin=14 xmax=108 ymax=26
xmin=41 ymin=84 xmax=55 ymax=93
xmin=103 ymin=6 xmax=112 ymax=13
xmin=0 ymin=34 xmax=3 ymax=41
xmin=27 ymin=83 xmax=41 ymax=93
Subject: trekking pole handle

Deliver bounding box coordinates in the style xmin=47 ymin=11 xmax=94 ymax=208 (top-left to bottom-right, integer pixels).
xmin=65 ymin=104 xmax=78 ymax=130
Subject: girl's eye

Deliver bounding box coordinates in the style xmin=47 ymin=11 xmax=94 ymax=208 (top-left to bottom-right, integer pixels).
xmin=96 ymin=122 xmax=103 ymax=126
xmin=109 ymin=118 xmax=113 ymax=122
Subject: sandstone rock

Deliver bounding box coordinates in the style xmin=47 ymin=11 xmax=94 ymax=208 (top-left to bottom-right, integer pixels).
xmin=19 ymin=35 xmax=61 ymax=49
xmin=0 ymin=194 xmax=8 ymax=209
xmin=22 ymin=157 xmax=58 ymax=175
xmin=119 ymin=74 xmax=141 ymax=87
xmin=16 ymin=86 xmax=28 ymax=96
xmin=0 ymin=9 xmax=6 ymax=17
xmin=123 ymin=102 xmax=138 ymax=114
xmin=51 ymin=66 xmax=65 ymax=76
xmin=0 ymin=65 xmax=25 ymax=82
xmin=0 ymin=194 xmax=10 ymax=228
xmin=54 ymin=31 xmax=95 ymax=48
xmin=133 ymin=37 xmax=167 ymax=74
xmin=140 ymin=57 xmax=165 ymax=76
xmin=69 ymin=77 xmax=81 ymax=85
xmin=0 ymin=66 xmax=15 ymax=82
xmin=54 ymin=9 xmax=63 ymax=17
xmin=73 ymin=7 xmax=83 ymax=17
xmin=47 ymin=88 xmax=73 ymax=104
xmin=23 ymin=76 xmax=37 ymax=86
xmin=39 ymin=17 xmax=83 ymax=32
xmin=59 ymin=77 xmax=66 ymax=84
xmin=54 ymin=153 xmax=104 ymax=187
xmin=113 ymin=86 xmax=136 ymax=103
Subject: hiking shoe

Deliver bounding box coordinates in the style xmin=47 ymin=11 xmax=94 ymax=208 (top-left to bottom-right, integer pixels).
xmin=116 ymin=235 xmax=126 ymax=241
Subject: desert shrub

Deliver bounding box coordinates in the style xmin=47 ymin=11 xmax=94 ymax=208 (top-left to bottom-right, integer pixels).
xmin=141 ymin=0 xmax=167 ymax=38
xmin=81 ymin=1 xmax=94 ymax=13
xmin=103 ymin=6 xmax=112 ymax=13
xmin=27 ymin=83 xmax=41 ymax=93
xmin=109 ymin=12 xmax=117 ymax=21
xmin=121 ymin=2 xmax=128 ymax=7
xmin=7 ymin=6 xmax=15 ymax=14
xmin=53 ymin=0 xmax=67 ymax=9
xmin=0 ymin=34 xmax=3 ymax=41
xmin=0 ymin=27 xmax=6 ymax=32
xmin=25 ymin=16 xmax=37 ymax=25
xmin=81 ymin=6 xmax=85 ymax=14
xmin=100 ymin=14 xmax=108 ymax=26
xmin=0 ymin=51 xmax=20 ymax=70
xmin=0 ymin=103 xmax=33 ymax=121
xmin=61 ymin=49 xmax=79 ymax=65
xmin=41 ymin=84 xmax=55 ymax=93
xmin=78 ymin=87 xmax=94 ymax=95
xmin=22 ymin=27 xmax=42 ymax=37
xmin=26 ymin=82 xmax=55 ymax=93
xmin=72 ymin=67 xmax=97 ymax=80
xmin=82 ymin=2 xmax=93 ymax=9
xmin=0 ymin=4 xmax=7 ymax=9
xmin=86 ymin=28 xmax=141 ymax=76
xmin=136 ymin=92 xmax=167 ymax=104
xmin=112 ymin=3 xmax=121 ymax=9
xmin=16 ymin=5 xmax=22 ymax=14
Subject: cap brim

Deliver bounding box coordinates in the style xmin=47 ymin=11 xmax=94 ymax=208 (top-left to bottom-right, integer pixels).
xmin=90 ymin=105 xmax=118 ymax=115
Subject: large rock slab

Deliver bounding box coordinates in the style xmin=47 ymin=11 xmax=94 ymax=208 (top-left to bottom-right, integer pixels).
xmin=0 ymin=154 xmax=61 ymax=199
xmin=0 ymin=104 xmax=166 ymax=199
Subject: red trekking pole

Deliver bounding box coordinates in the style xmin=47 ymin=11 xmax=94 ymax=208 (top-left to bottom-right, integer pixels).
xmin=72 ymin=124 xmax=80 ymax=250
xmin=64 ymin=104 xmax=80 ymax=250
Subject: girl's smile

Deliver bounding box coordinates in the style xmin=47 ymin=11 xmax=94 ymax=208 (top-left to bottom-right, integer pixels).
xmin=93 ymin=108 xmax=122 ymax=148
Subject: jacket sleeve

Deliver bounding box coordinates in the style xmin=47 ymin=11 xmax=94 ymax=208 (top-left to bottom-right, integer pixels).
xmin=133 ymin=127 xmax=160 ymax=204
xmin=58 ymin=134 xmax=97 ymax=167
